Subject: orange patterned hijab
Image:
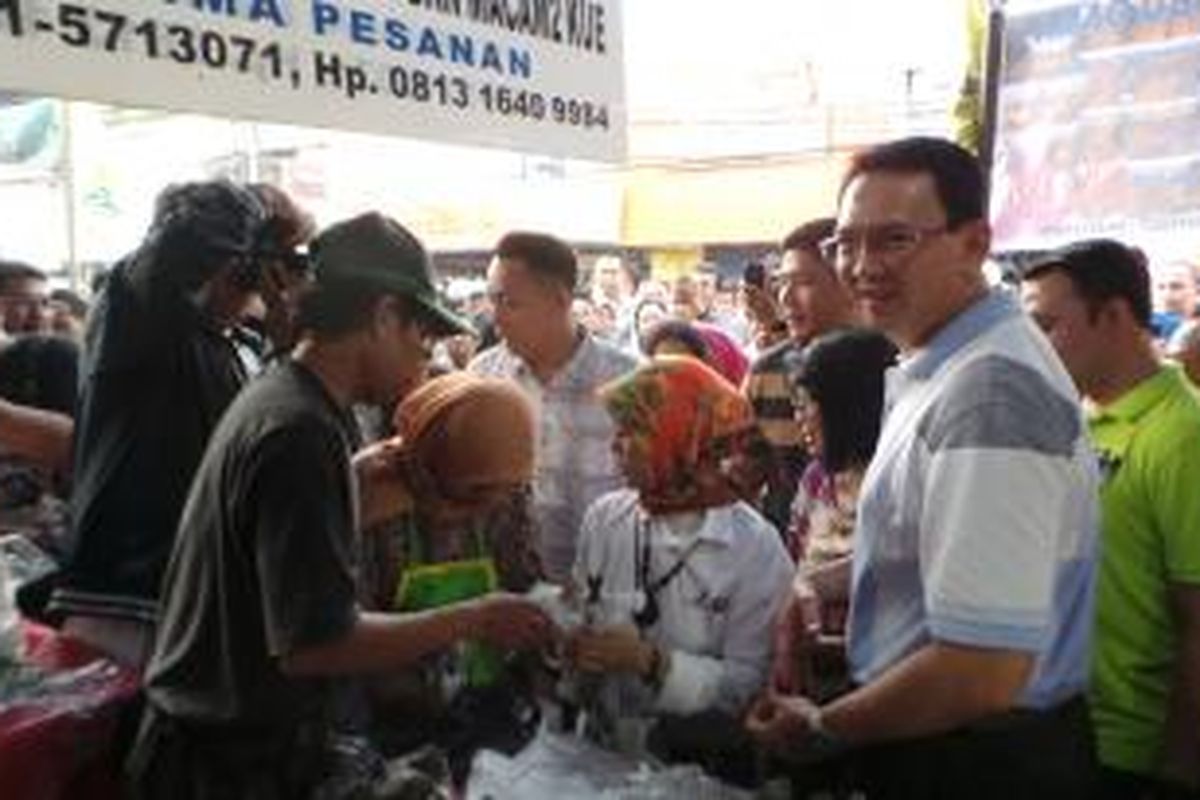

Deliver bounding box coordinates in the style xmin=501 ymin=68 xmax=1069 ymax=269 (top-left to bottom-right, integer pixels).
xmin=599 ymin=355 xmax=754 ymax=515
xmin=393 ymin=373 xmax=535 ymax=512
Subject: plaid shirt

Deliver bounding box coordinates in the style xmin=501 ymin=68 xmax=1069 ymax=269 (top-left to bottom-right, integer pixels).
xmin=470 ymin=332 xmax=638 ymax=582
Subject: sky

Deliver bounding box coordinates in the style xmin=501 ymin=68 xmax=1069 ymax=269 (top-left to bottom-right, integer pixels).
xmin=619 ymin=0 xmax=971 ymax=160
xmin=623 ymin=0 xmax=969 ymax=113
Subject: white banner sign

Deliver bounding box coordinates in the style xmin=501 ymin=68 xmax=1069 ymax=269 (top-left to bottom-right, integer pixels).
xmin=0 ymin=0 xmax=626 ymax=162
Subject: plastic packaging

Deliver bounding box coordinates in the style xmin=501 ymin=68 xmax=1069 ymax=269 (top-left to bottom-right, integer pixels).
xmin=465 ymin=729 xmax=752 ymax=800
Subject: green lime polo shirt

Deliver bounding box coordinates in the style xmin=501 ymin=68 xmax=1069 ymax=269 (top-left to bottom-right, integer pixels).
xmin=1088 ymin=365 xmax=1200 ymax=775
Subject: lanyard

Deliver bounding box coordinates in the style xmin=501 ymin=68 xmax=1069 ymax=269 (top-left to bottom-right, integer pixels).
xmin=632 ymin=515 xmax=703 ymax=631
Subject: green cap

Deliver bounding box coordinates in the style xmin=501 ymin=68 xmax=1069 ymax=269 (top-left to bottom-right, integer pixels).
xmin=310 ymin=212 xmax=474 ymax=337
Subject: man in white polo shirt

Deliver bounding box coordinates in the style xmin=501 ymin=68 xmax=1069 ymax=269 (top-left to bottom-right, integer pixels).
xmin=748 ymin=137 xmax=1100 ymax=798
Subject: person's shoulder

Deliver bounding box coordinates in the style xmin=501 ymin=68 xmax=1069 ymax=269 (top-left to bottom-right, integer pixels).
xmin=584 ymin=334 xmax=639 ymax=376
xmin=730 ymin=498 xmax=780 ymax=529
xmin=1137 ymin=371 xmax=1200 ymax=458
xmin=468 ymin=342 xmax=517 ymax=375
xmin=224 ymin=365 xmax=344 ymax=444
xmin=583 ymin=488 xmax=639 ymax=526
xmin=919 ymin=350 xmax=1083 ymax=456
xmin=750 ymin=339 xmax=798 ymax=374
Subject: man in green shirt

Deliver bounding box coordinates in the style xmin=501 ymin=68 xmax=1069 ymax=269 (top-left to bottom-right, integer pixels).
xmin=1022 ymin=239 xmax=1200 ymax=798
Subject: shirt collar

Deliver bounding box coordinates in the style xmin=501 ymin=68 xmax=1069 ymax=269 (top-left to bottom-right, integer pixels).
xmin=1090 ymin=364 xmax=1183 ymax=426
xmin=898 ymin=288 xmax=1018 ymax=382
xmin=653 ymin=506 xmax=737 ymax=548
xmin=508 ymin=327 xmax=595 ymax=387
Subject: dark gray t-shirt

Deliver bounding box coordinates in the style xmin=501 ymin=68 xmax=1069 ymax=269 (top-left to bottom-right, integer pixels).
xmin=145 ymin=360 xmax=361 ymax=731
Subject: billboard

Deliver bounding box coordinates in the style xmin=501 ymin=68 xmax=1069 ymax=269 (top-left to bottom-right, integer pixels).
xmin=0 ymin=0 xmax=626 ymax=162
xmin=990 ymin=0 xmax=1200 ymax=253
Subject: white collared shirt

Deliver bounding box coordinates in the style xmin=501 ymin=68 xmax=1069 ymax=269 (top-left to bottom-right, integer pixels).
xmin=573 ymin=489 xmax=793 ymax=716
xmin=470 ymin=334 xmax=638 ymax=581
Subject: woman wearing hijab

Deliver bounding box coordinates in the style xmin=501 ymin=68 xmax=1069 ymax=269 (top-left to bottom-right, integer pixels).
xmin=361 ymin=372 xmax=545 ymax=781
xmin=642 ymin=319 xmax=750 ymax=387
xmin=567 ymin=356 xmax=792 ymax=782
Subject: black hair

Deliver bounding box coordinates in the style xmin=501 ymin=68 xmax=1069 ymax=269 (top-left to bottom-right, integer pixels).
xmin=0 ymin=259 xmax=47 ymax=290
xmin=642 ymin=319 xmax=709 ymax=360
xmin=495 ymin=231 xmax=577 ymax=292
xmin=0 ymin=335 xmax=81 ymax=416
xmin=295 ymin=278 xmax=417 ymax=338
xmin=1022 ymin=239 xmax=1152 ymax=329
xmin=49 ymin=288 xmax=89 ymax=321
xmin=781 ymin=218 xmax=837 ymax=257
xmin=841 ymin=137 xmax=985 ymax=230
xmin=792 ymin=328 xmax=897 ymax=473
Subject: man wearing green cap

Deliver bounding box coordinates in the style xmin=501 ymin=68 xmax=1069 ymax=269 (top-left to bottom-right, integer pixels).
xmin=129 ymin=212 xmax=553 ymax=799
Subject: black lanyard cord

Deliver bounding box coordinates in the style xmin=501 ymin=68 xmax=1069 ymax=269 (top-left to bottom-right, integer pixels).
xmin=633 ymin=516 xmax=703 ymax=631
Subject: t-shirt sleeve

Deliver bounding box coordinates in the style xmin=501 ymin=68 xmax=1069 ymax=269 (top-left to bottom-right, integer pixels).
xmin=917 ymin=379 xmax=1088 ymax=653
xmin=245 ymin=423 xmax=359 ymax=658
xmin=1152 ymin=433 xmax=1200 ymax=585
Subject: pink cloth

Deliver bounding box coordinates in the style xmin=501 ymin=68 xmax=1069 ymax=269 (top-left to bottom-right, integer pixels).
xmin=695 ymin=323 xmax=750 ymax=386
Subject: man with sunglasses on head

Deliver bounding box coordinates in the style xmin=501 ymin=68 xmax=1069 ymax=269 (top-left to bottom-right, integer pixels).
xmin=47 ymin=181 xmax=304 ymax=666
xmin=748 ymin=137 xmax=1100 ymax=797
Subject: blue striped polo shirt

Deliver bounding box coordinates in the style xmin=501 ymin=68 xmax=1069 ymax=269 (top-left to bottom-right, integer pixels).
xmin=847 ymin=289 xmax=1100 ymax=709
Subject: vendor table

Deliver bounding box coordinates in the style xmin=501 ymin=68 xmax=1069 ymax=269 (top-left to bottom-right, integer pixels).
xmin=0 ymin=622 xmax=140 ymax=800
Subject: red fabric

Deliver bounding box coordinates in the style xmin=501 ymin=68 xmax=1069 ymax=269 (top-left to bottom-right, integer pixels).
xmin=0 ymin=622 xmax=139 ymax=800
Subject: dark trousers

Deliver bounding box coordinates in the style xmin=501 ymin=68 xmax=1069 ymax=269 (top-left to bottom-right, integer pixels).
xmin=126 ymin=705 xmax=331 ymax=800
xmin=849 ymin=695 xmax=1098 ymax=800
xmin=1096 ymin=766 xmax=1200 ymax=800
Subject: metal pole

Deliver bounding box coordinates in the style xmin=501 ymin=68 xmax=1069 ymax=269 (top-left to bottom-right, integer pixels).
xmin=60 ymin=100 xmax=81 ymax=292
xmin=979 ymin=0 xmax=1006 ymax=210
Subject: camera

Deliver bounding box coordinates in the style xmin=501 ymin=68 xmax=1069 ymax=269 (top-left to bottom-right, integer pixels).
xmin=743 ymin=261 xmax=767 ymax=289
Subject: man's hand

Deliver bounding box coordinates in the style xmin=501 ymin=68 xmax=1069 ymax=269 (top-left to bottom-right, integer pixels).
xmin=569 ymin=623 xmax=655 ymax=676
xmin=771 ymin=575 xmax=823 ymax=694
xmin=746 ymin=690 xmax=822 ymax=752
xmin=465 ymin=593 xmax=555 ymax=651
xmin=353 ymin=438 xmax=411 ymax=528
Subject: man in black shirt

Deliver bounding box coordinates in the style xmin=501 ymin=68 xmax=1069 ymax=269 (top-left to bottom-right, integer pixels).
xmin=49 ymin=181 xmax=311 ymax=665
xmin=50 ymin=181 xmax=269 ymax=663
xmin=129 ymin=212 xmax=552 ymax=799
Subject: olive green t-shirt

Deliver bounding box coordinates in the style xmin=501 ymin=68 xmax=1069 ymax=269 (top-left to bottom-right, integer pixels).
xmin=1088 ymin=365 xmax=1200 ymax=775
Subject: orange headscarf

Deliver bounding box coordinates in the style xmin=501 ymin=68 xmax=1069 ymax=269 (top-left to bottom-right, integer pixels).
xmin=393 ymin=373 xmax=535 ymax=511
xmin=599 ymin=355 xmax=754 ymax=515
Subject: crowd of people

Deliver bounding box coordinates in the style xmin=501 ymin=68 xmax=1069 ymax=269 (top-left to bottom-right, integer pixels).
xmin=0 ymin=135 xmax=1197 ymax=799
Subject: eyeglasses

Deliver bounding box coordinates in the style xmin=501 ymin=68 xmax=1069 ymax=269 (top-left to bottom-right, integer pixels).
xmin=819 ymin=224 xmax=949 ymax=266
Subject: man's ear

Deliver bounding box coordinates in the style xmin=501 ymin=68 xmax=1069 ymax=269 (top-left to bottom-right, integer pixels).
xmin=369 ymin=294 xmax=397 ymax=338
xmin=961 ymin=218 xmax=993 ymax=264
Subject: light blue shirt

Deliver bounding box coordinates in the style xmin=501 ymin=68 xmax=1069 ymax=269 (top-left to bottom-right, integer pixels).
xmin=848 ymin=290 xmax=1100 ymax=709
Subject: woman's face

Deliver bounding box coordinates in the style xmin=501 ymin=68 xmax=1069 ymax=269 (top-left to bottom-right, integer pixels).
xmin=636 ymin=303 xmax=668 ymax=340
xmin=611 ymin=427 xmax=653 ymax=490
xmin=794 ymin=386 xmax=824 ymax=459
xmin=426 ymin=475 xmax=522 ymax=524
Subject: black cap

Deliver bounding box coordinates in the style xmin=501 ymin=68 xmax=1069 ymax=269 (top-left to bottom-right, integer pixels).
xmin=149 ymin=180 xmax=267 ymax=257
xmin=309 ymin=212 xmax=473 ymax=337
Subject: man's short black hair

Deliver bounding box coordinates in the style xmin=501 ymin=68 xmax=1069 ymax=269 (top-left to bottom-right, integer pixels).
xmin=1022 ymin=239 xmax=1152 ymax=330
xmin=495 ymin=231 xmax=577 ymax=292
xmin=781 ymin=218 xmax=836 ymax=257
xmin=0 ymin=259 xmax=47 ymax=288
xmin=841 ymin=137 xmax=985 ymax=230
xmin=295 ymin=278 xmax=418 ymax=339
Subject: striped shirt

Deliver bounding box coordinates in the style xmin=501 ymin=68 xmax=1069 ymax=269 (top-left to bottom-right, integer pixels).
xmin=470 ymin=333 xmax=638 ymax=582
xmin=744 ymin=340 xmax=807 ymax=533
xmin=848 ymin=290 xmax=1100 ymax=709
